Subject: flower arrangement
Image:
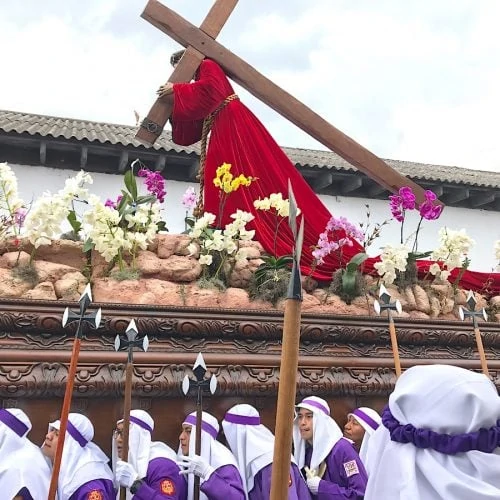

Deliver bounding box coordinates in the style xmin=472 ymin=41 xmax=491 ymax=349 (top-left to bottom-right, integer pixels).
xmin=375 ymin=186 xmax=442 ymax=287
xmin=249 ymin=193 xmax=296 ymax=304
xmin=82 ymin=162 xmax=167 ymax=278
xmin=0 ymin=162 xmax=28 ymax=242
xmin=311 ymin=215 xmax=367 ymax=303
xmin=429 ymin=227 xmax=475 ymax=284
xmin=187 ymin=163 xmax=256 ymax=288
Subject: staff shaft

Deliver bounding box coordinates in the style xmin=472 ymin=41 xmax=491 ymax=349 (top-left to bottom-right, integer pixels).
xmin=270 ymin=299 xmax=302 ymax=500
xmin=119 ymin=361 xmax=134 ymax=500
xmin=473 ymin=327 xmax=489 ymax=376
xmin=388 ymin=315 xmax=402 ymax=378
xmin=48 ymin=337 xmax=82 ymax=500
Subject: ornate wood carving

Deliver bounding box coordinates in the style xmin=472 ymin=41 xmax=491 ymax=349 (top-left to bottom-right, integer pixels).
xmin=0 ymin=299 xmax=498 ymax=400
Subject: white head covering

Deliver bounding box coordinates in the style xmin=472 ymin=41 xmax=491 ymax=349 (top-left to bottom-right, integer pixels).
xmin=222 ymin=404 xmax=276 ymax=498
xmin=365 ymin=364 xmax=500 ymax=500
xmin=112 ymin=409 xmax=178 ymax=500
xmin=0 ymin=408 xmax=50 ymax=499
xmin=179 ymin=411 xmax=242 ymax=500
xmin=50 ymin=412 xmax=114 ymax=499
xmin=293 ymin=396 xmax=343 ymax=471
xmin=347 ymin=407 xmax=381 ymax=467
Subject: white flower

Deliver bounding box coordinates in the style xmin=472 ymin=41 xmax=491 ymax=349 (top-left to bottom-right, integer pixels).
xmin=374 ymin=243 xmax=410 ymax=285
xmin=187 ymin=242 xmax=198 ymax=256
xmin=495 ymin=240 xmax=500 ymax=262
xmin=199 ymin=254 xmax=213 ymax=266
xmin=431 ymin=227 xmax=475 ymax=271
xmin=429 ymin=263 xmax=441 ymax=276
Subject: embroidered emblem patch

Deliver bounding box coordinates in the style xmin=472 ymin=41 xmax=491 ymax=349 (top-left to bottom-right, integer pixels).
xmin=288 ymin=473 xmax=293 ymax=487
xmin=87 ymin=491 xmax=103 ymax=500
xmin=343 ymin=460 xmax=360 ymax=477
xmin=161 ymin=479 xmax=175 ymax=494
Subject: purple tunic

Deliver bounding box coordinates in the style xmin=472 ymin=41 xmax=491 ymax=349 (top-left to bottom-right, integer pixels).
xmin=200 ymin=464 xmax=245 ymax=500
xmin=68 ymin=478 xmax=115 ymax=500
xmin=15 ymin=487 xmax=33 ymax=500
xmin=133 ymin=456 xmax=187 ymax=500
xmin=249 ymin=463 xmax=312 ymax=500
xmin=304 ymin=439 xmax=367 ymax=500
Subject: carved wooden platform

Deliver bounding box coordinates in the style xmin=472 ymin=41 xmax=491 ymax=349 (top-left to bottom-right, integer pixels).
xmin=1 ymin=298 xmax=498 ymax=453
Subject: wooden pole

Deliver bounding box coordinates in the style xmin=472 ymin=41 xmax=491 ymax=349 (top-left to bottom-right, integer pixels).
xmin=48 ymin=337 xmax=82 ymax=500
xmin=270 ymin=299 xmax=302 ymax=500
xmin=473 ymin=326 xmax=489 ymax=377
xmin=194 ymin=399 xmax=203 ymax=500
xmin=119 ymin=361 xmax=134 ymax=500
xmin=388 ymin=312 xmax=402 ymax=378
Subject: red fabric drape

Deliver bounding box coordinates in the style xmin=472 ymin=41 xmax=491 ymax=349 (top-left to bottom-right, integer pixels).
xmin=171 ymin=60 xmax=500 ymax=296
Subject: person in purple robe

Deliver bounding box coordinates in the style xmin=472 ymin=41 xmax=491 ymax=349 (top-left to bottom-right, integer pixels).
xmin=113 ymin=409 xmax=187 ymax=499
xmin=41 ymin=412 xmax=115 ymax=500
xmin=293 ymin=396 xmax=367 ymax=499
xmin=0 ymin=408 xmax=50 ymax=500
xmin=221 ymin=403 xmax=311 ymax=500
xmin=176 ymin=411 xmax=245 ymax=500
xmin=343 ymin=407 xmax=381 ymax=471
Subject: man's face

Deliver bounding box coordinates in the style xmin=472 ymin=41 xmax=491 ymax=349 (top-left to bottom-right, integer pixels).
xmin=179 ymin=424 xmax=192 ymax=456
xmin=41 ymin=426 xmax=59 ymax=462
xmin=343 ymin=415 xmax=365 ymax=445
xmin=114 ymin=422 xmax=124 ymax=459
xmin=297 ymin=408 xmax=314 ymax=443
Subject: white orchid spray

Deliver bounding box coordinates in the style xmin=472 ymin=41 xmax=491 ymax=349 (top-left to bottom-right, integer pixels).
xmin=0 ymin=162 xmax=28 ymax=241
xmin=187 ymin=209 xmax=255 ymax=285
xmin=430 ymin=227 xmax=475 ymax=283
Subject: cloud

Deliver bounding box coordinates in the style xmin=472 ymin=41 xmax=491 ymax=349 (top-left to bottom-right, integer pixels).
xmin=0 ymin=0 xmax=498 ymax=172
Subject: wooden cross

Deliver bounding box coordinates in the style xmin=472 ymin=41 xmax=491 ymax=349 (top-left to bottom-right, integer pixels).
xmin=136 ymin=0 xmax=431 ymax=204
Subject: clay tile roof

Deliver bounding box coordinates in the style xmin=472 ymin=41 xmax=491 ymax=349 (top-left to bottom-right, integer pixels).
xmin=1 ymin=109 xmax=499 ymax=188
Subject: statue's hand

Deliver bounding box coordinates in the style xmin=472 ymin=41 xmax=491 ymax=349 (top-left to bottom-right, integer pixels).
xmin=157 ymin=82 xmax=174 ymax=98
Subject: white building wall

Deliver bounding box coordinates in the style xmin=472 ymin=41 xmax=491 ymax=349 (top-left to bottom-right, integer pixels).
xmin=10 ymin=163 xmax=500 ymax=273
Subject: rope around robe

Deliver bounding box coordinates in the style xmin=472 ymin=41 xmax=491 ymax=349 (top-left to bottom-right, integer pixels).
xmin=193 ymin=93 xmax=240 ymax=218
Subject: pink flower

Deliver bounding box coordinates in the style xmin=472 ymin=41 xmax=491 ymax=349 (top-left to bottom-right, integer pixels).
xmin=138 ymin=168 xmax=166 ymax=203
xmin=182 ymin=187 xmax=197 ymax=209
xmin=419 ymin=190 xmax=443 ymax=221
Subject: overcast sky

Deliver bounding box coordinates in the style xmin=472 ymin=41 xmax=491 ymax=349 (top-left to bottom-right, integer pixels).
xmin=1 ymin=0 xmax=499 ymax=172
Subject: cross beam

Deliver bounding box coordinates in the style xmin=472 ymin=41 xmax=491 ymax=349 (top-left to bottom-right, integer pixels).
xmin=137 ymin=0 xmax=433 ymax=204
xmin=137 ymin=0 xmax=238 ymax=145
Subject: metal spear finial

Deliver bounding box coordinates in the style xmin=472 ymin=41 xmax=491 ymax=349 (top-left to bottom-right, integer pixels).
xmin=374 ymin=284 xmax=402 ymax=378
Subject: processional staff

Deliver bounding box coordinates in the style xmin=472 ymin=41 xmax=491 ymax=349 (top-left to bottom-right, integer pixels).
xmin=270 ymin=182 xmax=304 ymax=500
xmin=48 ymin=284 xmax=102 ymax=500
xmin=374 ymin=284 xmax=403 ymax=378
xmin=181 ymin=352 xmax=217 ymax=500
xmin=114 ymin=319 xmax=149 ymax=500
xmin=459 ymin=290 xmax=490 ymax=377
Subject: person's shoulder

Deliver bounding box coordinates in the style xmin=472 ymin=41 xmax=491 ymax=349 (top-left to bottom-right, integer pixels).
xmin=331 ymin=437 xmax=359 ymax=456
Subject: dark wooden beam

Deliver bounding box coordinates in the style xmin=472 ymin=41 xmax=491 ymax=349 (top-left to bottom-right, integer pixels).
xmin=188 ymin=159 xmax=200 ymax=181
xmin=443 ymin=188 xmax=469 ymax=204
xmin=80 ymin=146 xmax=88 ymax=169
xmin=154 ymin=154 xmax=167 ymax=172
xmin=367 ymin=183 xmax=388 ymax=197
xmin=310 ymin=172 xmax=333 ymax=191
xmin=39 ymin=141 xmax=46 ymax=165
xmin=118 ymin=151 xmax=129 ymax=173
xmin=470 ymin=192 xmax=495 ymax=208
xmin=341 ymin=176 xmax=363 ymax=194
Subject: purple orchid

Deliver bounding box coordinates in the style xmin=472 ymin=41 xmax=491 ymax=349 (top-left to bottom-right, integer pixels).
xmin=138 ymin=168 xmax=166 ymax=203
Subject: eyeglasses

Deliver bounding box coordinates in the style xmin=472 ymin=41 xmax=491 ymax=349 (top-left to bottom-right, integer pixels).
xmin=113 ymin=429 xmax=123 ymax=439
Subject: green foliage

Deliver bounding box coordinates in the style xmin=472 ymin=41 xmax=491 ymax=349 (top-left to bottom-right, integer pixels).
xmin=248 ymin=267 xmax=291 ymax=306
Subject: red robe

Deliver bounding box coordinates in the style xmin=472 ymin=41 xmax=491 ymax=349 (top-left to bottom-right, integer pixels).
xmin=171 ymin=59 xmax=500 ymax=293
